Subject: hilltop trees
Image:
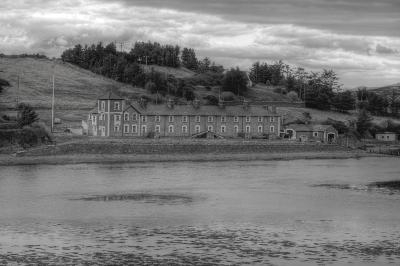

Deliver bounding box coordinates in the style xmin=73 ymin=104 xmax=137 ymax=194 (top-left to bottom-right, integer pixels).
xmin=181 ymin=48 xmax=198 ymax=70
xmin=222 ymin=68 xmax=248 ymax=96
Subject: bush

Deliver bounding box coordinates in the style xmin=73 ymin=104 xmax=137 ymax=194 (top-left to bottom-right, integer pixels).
xmin=287 ymin=91 xmax=299 ymax=102
xmin=16 ymin=123 xmax=52 ymax=148
xmin=203 ymin=95 xmax=219 ymax=105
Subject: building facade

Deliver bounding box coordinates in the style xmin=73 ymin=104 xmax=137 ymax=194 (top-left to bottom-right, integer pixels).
xmin=375 ymin=132 xmax=398 ymax=142
xmin=87 ymin=92 xmax=282 ymax=138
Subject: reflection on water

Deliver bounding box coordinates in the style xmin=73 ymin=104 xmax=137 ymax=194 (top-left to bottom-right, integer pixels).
xmin=1 ymin=157 xmax=400 ymax=265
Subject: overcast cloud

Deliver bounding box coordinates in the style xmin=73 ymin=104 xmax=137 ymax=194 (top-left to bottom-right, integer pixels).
xmin=1 ymin=0 xmax=399 ymax=87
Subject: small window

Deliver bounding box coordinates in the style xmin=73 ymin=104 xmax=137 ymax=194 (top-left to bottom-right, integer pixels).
xmin=155 ymin=115 xmax=161 ymax=122
xmin=102 ymin=114 xmax=106 ymax=120
xmin=208 ymin=125 xmax=213 ymax=132
xmin=115 ymin=115 xmax=121 ymax=121
xmin=101 ymin=101 xmax=105 ymax=110
xmin=182 ymin=116 xmax=188 ymax=123
xmin=221 ymin=116 xmax=227 ymax=123
xmin=169 ymin=116 xmax=174 ymax=123
xmin=270 ymin=126 xmax=274 ymax=133
xmin=132 ymin=125 xmax=137 ymax=133
xmin=246 ymin=116 xmax=251 ymax=123
xmin=133 ymin=114 xmax=138 ymax=121
xmin=221 ymin=125 xmax=226 ymax=133
xmin=114 ymin=125 xmax=120 ymax=132
xmin=234 ymin=116 xmax=239 ymax=123
xmin=270 ymin=117 xmax=274 ymax=122
xmin=114 ymin=102 xmax=120 ymax=111
xmin=155 ymin=125 xmax=161 ymax=133
xmin=124 ymin=124 xmax=129 ymax=133
xmin=182 ymin=125 xmax=188 ymax=133
xmin=258 ymin=125 xmax=263 ymax=133
xmin=195 ymin=125 xmax=201 ymax=133
xmin=313 ymin=132 xmax=318 ymax=137
xmin=124 ymin=113 xmax=129 ymax=121
xmin=234 ymin=125 xmax=239 ymax=133
xmin=142 ymin=125 xmax=147 ymax=133
xmin=246 ymin=125 xmax=251 ymax=133
xmin=168 ymin=125 xmax=174 ymax=133
xmin=195 ymin=116 xmax=201 ymax=123
xmin=141 ymin=115 xmax=147 ymax=122
xmin=208 ymin=116 xmax=214 ymax=123
xmin=258 ymin=116 xmax=263 ymax=122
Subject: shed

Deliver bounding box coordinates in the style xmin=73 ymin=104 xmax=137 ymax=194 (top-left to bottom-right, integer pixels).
xmin=375 ymin=132 xmax=398 ymax=142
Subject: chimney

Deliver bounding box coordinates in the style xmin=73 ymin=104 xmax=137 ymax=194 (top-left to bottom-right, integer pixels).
xmin=167 ymin=98 xmax=174 ymax=109
xmin=218 ymin=100 xmax=225 ymax=109
xmin=243 ymin=99 xmax=250 ymax=110
xmin=139 ymin=97 xmax=147 ymax=109
xmin=192 ymin=99 xmax=200 ymax=109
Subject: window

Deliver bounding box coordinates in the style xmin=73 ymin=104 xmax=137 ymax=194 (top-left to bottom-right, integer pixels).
xmin=115 ymin=115 xmax=121 ymax=121
xmin=141 ymin=125 xmax=147 ymax=134
xmin=195 ymin=125 xmax=201 ymax=133
xmin=155 ymin=125 xmax=161 ymax=133
xmin=114 ymin=102 xmax=120 ymax=111
xmin=99 ymin=114 xmax=102 ymax=121
xmin=246 ymin=125 xmax=251 ymax=133
xmin=270 ymin=117 xmax=274 ymax=122
xmin=132 ymin=113 xmax=138 ymax=121
xmin=270 ymin=126 xmax=275 ymax=133
xmin=132 ymin=125 xmax=137 ymax=133
xmin=234 ymin=116 xmax=239 ymax=123
xmin=141 ymin=115 xmax=147 ymax=122
xmin=101 ymin=114 xmax=105 ymax=120
xmin=234 ymin=125 xmax=239 ymax=133
xmin=155 ymin=115 xmax=161 ymax=122
xmin=124 ymin=113 xmax=129 ymax=121
xmin=114 ymin=125 xmax=120 ymax=132
xmin=124 ymin=124 xmax=129 ymax=133
xmin=101 ymin=101 xmax=105 ymax=111
xmin=258 ymin=116 xmax=263 ymax=122
xmin=246 ymin=116 xmax=251 ymax=123
xmin=208 ymin=116 xmax=214 ymax=123
xmin=221 ymin=125 xmax=226 ymax=133
xmin=182 ymin=116 xmax=188 ymax=123
xmin=93 ymin=116 xmax=97 ymax=123
xmin=221 ymin=116 xmax=227 ymax=123
xmin=313 ymin=132 xmax=318 ymax=137
xmin=258 ymin=125 xmax=263 ymax=133
xmin=168 ymin=125 xmax=174 ymax=133
xmin=195 ymin=116 xmax=201 ymax=123
xmin=208 ymin=125 xmax=213 ymax=132
xmin=182 ymin=125 xmax=188 ymax=133
xmin=169 ymin=116 xmax=174 ymax=123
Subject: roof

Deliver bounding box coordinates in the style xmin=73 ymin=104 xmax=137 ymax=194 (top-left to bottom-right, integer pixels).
xmin=98 ymin=91 xmax=124 ymax=100
xmin=127 ymin=102 xmax=278 ymax=116
xmin=89 ymin=108 xmax=98 ymax=114
xmin=286 ymin=124 xmax=336 ymax=132
xmin=376 ymin=132 xmax=397 ymax=135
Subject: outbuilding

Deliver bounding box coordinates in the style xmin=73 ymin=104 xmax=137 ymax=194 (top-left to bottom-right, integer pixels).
xmin=375 ymin=132 xmax=398 ymax=142
xmin=284 ymin=124 xmax=338 ymax=143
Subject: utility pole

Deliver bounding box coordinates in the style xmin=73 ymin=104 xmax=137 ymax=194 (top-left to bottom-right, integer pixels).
xmin=16 ymin=74 xmax=20 ymax=105
xmin=51 ymin=74 xmax=55 ymax=133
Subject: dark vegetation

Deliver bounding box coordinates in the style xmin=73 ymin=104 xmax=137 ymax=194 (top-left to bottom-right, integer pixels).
xmin=61 ymin=41 xmax=225 ymax=101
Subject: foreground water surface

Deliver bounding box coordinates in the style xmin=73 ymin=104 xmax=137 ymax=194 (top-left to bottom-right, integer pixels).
xmin=1 ymin=157 xmax=400 ymax=265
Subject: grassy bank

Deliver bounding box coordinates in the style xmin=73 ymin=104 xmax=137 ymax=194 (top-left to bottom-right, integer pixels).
xmin=0 ymin=150 xmax=383 ymax=166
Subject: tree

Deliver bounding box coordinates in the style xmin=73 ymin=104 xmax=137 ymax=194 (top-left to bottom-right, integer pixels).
xmin=332 ymin=90 xmax=355 ymax=112
xmin=222 ymin=67 xmax=248 ymax=96
xmin=181 ymin=48 xmax=198 ymax=70
xmin=356 ymin=109 xmax=373 ymax=137
xmin=17 ymin=103 xmax=39 ymax=128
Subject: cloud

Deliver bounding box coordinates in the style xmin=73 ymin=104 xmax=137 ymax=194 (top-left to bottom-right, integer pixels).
xmin=0 ymin=0 xmax=399 ymax=87
xmin=376 ymin=44 xmax=398 ymax=54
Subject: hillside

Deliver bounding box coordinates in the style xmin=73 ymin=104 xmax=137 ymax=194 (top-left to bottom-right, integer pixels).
xmin=369 ymin=83 xmax=400 ymax=98
xmin=3 ymin=57 xmax=395 ymax=129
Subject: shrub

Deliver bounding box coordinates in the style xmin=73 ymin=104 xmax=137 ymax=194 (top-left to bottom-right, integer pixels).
xmin=287 ymin=91 xmax=299 ymax=102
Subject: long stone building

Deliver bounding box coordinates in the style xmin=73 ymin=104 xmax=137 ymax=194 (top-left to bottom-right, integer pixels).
xmin=86 ymin=92 xmax=282 ymax=138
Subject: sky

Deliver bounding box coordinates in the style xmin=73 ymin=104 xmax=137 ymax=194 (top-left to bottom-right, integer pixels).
xmin=1 ymin=0 xmax=399 ymax=88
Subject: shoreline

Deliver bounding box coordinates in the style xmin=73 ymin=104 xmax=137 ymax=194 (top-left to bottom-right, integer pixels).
xmin=0 ymin=151 xmax=389 ymax=166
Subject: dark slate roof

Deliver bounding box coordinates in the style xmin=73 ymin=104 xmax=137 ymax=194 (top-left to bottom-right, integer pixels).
xmin=98 ymin=91 xmax=124 ymax=100
xmin=127 ymin=102 xmax=278 ymax=116
xmin=286 ymin=124 xmax=336 ymax=132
